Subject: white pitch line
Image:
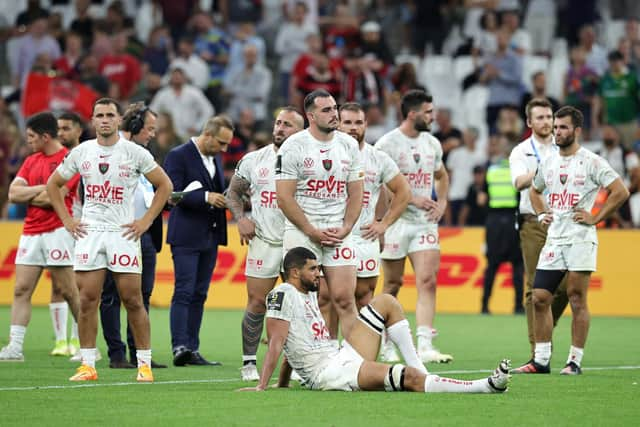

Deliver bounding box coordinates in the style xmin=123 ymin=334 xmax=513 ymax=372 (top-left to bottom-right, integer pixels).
xmin=1 ymin=365 xmax=639 ymax=392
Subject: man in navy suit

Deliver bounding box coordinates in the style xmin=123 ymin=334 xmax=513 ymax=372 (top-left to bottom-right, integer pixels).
xmin=164 ymin=115 xmax=233 ymax=366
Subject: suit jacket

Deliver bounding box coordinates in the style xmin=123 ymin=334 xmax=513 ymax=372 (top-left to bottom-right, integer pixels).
xmin=164 ymin=140 xmax=228 ymax=249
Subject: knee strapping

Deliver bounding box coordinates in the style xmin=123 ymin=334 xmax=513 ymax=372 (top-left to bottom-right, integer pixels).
xmin=358 ymin=304 xmax=385 ymax=335
xmin=384 ymin=364 xmax=406 ymax=391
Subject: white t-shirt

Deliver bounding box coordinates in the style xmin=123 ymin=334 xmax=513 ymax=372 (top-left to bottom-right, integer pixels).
xmin=353 ymin=143 xmax=399 ymax=237
xmin=509 ymin=135 xmax=558 ymax=215
xmin=376 ymin=128 xmax=443 ymax=224
xmin=57 ymin=138 xmax=157 ymax=231
xmin=276 ymin=129 xmax=363 ymax=229
xmin=266 ymin=283 xmax=336 ymax=384
xmin=235 ymin=144 xmax=284 ymax=245
xmin=533 ymin=147 xmax=619 ymax=245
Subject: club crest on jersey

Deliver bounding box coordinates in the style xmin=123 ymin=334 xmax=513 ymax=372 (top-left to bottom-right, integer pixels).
xmin=322 ymin=159 xmax=332 ymax=170
xmin=99 ymin=163 xmax=109 ymax=174
xmin=413 ymin=153 xmax=420 ymax=163
xmin=560 ymin=173 xmax=568 ymax=185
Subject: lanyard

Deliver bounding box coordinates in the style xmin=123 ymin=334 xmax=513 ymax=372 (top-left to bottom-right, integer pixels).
xmin=530 ymin=137 xmax=541 ymax=163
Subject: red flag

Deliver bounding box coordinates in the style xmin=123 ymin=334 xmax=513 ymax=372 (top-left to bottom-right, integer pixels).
xmin=22 ymin=73 xmax=99 ymax=121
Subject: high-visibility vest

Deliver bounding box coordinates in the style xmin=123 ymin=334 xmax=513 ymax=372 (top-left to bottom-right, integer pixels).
xmin=486 ymin=159 xmax=518 ymax=209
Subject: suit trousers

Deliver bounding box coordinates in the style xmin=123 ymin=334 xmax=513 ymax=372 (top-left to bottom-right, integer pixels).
xmin=169 ymin=244 xmax=218 ymax=351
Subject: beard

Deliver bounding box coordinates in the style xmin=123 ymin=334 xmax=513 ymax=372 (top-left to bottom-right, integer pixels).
xmin=301 ymin=278 xmax=319 ymax=292
xmin=414 ymin=118 xmax=430 ymax=132
xmin=348 ymin=131 xmax=365 ymax=143
xmin=317 ymin=120 xmax=338 ymax=134
xmin=556 ymin=132 xmax=575 ymax=148
xmin=273 ymin=132 xmax=286 ymax=147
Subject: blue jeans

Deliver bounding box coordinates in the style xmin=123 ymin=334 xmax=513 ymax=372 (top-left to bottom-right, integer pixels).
xmin=169 ymin=244 xmax=218 ymax=351
xmin=100 ymin=233 xmax=156 ymax=362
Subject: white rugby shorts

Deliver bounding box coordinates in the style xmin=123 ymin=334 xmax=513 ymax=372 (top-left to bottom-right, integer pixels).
xmin=73 ymin=230 xmax=142 ymax=273
xmin=309 ymin=341 xmax=363 ymax=391
xmin=354 ymin=236 xmax=380 ymax=278
xmin=537 ymin=241 xmax=597 ymax=272
xmin=15 ymin=227 xmax=74 ymax=267
xmin=245 ymin=235 xmax=282 ymax=279
xmin=283 ymin=227 xmax=357 ymax=268
xmin=380 ymin=218 xmax=439 ymax=259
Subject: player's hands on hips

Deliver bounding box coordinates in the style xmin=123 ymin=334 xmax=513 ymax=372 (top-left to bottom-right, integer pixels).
xmin=237 ymin=217 xmax=256 ymax=245
xmin=64 ymin=217 xmax=87 ymax=240
xmin=424 ymin=199 xmax=446 ymax=222
xmin=121 ymin=219 xmax=151 ymax=240
xmin=361 ymin=220 xmax=387 ymax=241
xmin=572 ymin=208 xmax=596 ymax=225
xmin=207 ymin=192 xmax=227 ymax=208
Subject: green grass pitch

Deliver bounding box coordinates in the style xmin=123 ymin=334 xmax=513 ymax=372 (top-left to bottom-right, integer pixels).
xmin=0 ymin=307 xmax=638 ymax=426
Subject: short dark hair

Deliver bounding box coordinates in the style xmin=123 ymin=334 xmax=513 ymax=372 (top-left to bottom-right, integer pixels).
xmin=26 ymin=112 xmax=58 ymax=138
xmin=303 ymin=89 xmax=332 ymax=113
xmin=400 ymin=89 xmax=433 ymax=119
xmin=283 ymin=247 xmax=317 ymax=279
xmin=608 ymin=50 xmax=624 ymax=62
xmin=339 ymin=102 xmax=365 ymax=114
xmin=525 ymin=97 xmax=553 ymax=119
xmin=554 ymin=106 xmax=584 ymax=128
xmin=58 ymin=111 xmax=83 ymax=127
xmin=93 ymin=98 xmax=122 ymax=115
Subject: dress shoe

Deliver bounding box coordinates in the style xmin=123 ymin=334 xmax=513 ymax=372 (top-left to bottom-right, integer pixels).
xmin=173 ymin=346 xmax=192 ymax=367
xmin=109 ymin=360 xmax=136 ymax=369
xmin=186 ymin=351 xmax=221 ymax=366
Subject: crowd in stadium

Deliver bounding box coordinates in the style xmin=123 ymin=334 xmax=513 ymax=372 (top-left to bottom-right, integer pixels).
xmin=0 ymin=0 xmax=639 ymax=226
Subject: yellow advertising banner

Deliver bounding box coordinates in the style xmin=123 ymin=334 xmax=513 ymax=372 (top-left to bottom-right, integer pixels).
xmin=0 ymin=222 xmax=638 ymax=316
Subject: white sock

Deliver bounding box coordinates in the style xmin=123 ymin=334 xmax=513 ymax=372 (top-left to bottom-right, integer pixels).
xmin=70 ymin=320 xmax=79 ymax=340
xmin=534 ymin=342 xmax=552 ymax=366
xmin=49 ymin=302 xmax=68 ymax=342
xmin=81 ymin=348 xmax=97 ymax=368
xmin=567 ymin=346 xmax=584 ymax=367
xmin=424 ymin=374 xmax=491 ymax=393
xmin=387 ymin=320 xmax=427 ymax=374
xmin=416 ymin=326 xmax=436 ymax=351
xmin=242 ymin=355 xmax=257 ymax=365
xmin=9 ymin=325 xmax=26 ymax=351
xmin=136 ymin=349 xmax=152 ymax=367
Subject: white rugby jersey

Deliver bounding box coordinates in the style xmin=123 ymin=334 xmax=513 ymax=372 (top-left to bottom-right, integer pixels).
xmin=266 ymin=283 xmax=337 ymax=385
xmin=57 ymin=138 xmax=157 ymax=231
xmin=235 ymin=144 xmax=284 ymax=245
xmin=533 ymin=147 xmax=619 ymax=245
xmin=275 ymin=129 xmax=363 ymax=228
xmin=353 ymin=143 xmax=400 ymax=237
xmin=376 ymin=128 xmax=443 ymax=224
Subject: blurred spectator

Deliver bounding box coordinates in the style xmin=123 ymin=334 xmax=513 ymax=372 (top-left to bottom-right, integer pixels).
xmin=53 ymin=31 xmax=84 ymax=79
xmin=593 ymin=50 xmax=640 ymax=150
xmin=434 ymin=108 xmax=463 ymax=163
xmin=223 ymin=44 xmax=272 ymax=125
xmin=479 ymin=29 xmax=523 ymax=133
xmin=13 ymin=14 xmax=61 ymax=88
xmin=557 ymin=0 xmax=599 ymax=46
xmin=167 ymin=36 xmax=210 ymax=90
xmin=98 ymin=30 xmax=142 ymax=101
xmin=523 ymin=0 xmax=556 ymax=56
xmin=223 ymin=108 xmax=256 ymax=183
xmin=135 ymin=0 xmax=164 ymax=44
xmin=275 ymin=2 xmax=317 ymax=101
xmin=130 ymin=72 xmax=163 ymax=105
xmin=391 ymin=62 xmax=426 ymax=95
xmin=446 ymin=127 xmax=484 ymax=225
xmin=410 ymin=0 xmax=453 ymax=55
xmin=142 ymin=26 xmax=173 ymax=77
xmin=227 ymin=22 xmax=266 ymax=73
xmin=149 ymin=112 xmax=181 ymax=168
xmin=520 ymin=71 xmax=560 ymax=121
xmin=496 ymin=105 xmax=524 ymax=141
xmin=499 ymin=9 xmax=531 ymax=56
xmin=563 ymin=46 xmax=599 ymax=137
xmin=77 ymin=54 xmax=111 ymax=97
xmin=48 ymin=12 xmax=65 ymax=48
xmin=0 ymin=99 xmax=20 ymax=218
xmin=578 ymin=24 xmax=608 ymax=76
xmin=471 ymin=9 xmax=499 ymax=59
xmin=105 ymin=0 xmax=134 ymax=34
xmin=69 ymin=0 xmax=94 ymax=47
xmin=219 ymin=0 xmax=264 ymax=28
xmin=352 ymin=21 xmax=394 ymax=77
xmin=286 ymin=0 xmax=318 ymax=29
xmin=292 ymin=52 xmax=342 ymax=110
xmin=150 ymin=65 xmax=215 ymax=140
xmin=363 ymin=103 xmax=390 ymax=144
xmin=15 ymin=0 xmax=49 ymax=29
xmin=596 ymin=126 xmax=640 ymax=190
xmin=321 ymin=3 xmax=360 ymax=60
xmin=157 ymin=0 xmax=198 ymax=43
xmin=608 ymin=1 xmax=640 ymax=21
xmin=458 ymin=165 xmax=489 ymax=226
xmin=192 ymin=11 xmax=231 ymax=113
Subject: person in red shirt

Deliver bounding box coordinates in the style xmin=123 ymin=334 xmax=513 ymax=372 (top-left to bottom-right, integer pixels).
xmin=98 ymin=31 xmax=142 ymax=101
xmin=0 ymin=112 xmax=81 ymax=361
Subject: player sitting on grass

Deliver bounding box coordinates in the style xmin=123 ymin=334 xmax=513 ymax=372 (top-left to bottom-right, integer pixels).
xmin=240 ymin=247 xmax=511 ymax=393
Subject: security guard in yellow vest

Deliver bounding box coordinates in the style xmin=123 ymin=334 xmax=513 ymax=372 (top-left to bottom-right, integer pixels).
xmin=481 ymin=139 xmax=524 ymax=314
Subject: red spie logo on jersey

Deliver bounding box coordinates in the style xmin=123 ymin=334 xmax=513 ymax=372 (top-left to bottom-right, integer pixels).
xmin=85 ymin=180 xmax=125 ymax=204
xmin=109 ymin=253 xmax=140 ymax=268
xmin=405 ymin=168 xmax=431 ymax=189
xmin=549 ymin=190 xmax=579 ymax=210
xmin=311 ymin=321 xmax=330 ymax=341
xmin=305 ymin=175 xmax=346 ymax=198
xmin=259 ymin=191 xmax=278 ymax=208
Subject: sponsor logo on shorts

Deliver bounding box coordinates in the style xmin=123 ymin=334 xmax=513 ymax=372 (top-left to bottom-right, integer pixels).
xmin=109 ymin=253 xmax=140 ymax=267
xmin=76 ymin=253 xmax=89 ymax=264
xmin=357 ymin=258 xmax=378 ymax=272
xmin=49 ymin=249 xmax=71 ymax=261
xmin=331 ymin=247 xmax=354 ymax=261
xmin=247 ymin=258 xmax=264 ymax=270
